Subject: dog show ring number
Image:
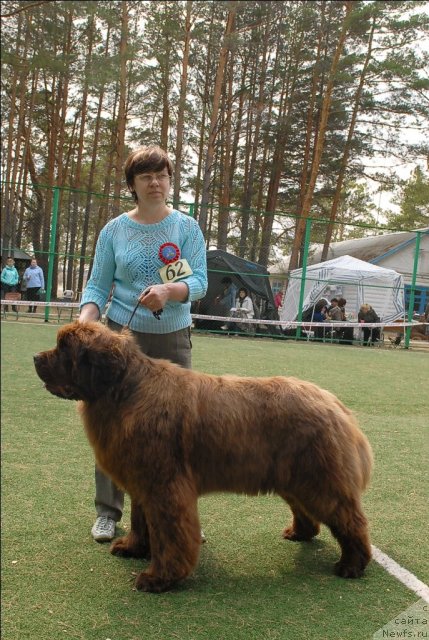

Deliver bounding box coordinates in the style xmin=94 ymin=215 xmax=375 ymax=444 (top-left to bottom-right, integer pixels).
xmin=159 ymin=259 xmax=193 ymax=284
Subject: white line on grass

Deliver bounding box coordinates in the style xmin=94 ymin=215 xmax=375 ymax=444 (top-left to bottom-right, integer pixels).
xmin=372 ymin=545 xmax=429 ymax=602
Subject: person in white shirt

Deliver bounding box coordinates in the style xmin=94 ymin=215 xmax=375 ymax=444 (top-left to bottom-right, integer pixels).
xmin=229 ymin=287 xmax=255 ymax=333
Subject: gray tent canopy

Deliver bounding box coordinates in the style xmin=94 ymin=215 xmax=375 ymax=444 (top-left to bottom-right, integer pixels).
xmin=193 ymin=250 xmax=276 ymax=329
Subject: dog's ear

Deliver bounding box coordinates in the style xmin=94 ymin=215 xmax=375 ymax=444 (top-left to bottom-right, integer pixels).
xmin=78 ymin=340 xmax=128 ymax=399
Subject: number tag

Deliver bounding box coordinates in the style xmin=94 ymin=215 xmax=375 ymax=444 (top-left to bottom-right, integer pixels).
xmin=159 ymin=259 xmax=193 ymax=284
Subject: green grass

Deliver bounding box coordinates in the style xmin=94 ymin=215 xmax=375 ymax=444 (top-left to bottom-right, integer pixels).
xmin=1 ymin=322 xmax=428 ymax=640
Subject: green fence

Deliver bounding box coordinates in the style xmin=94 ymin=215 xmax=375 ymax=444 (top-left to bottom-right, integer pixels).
xmin=1 ymin=182 xmax=428 ymax=348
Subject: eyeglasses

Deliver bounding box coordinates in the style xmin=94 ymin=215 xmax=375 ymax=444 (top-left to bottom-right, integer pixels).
xmin=136 ymin=173 xmax=170 ymax=184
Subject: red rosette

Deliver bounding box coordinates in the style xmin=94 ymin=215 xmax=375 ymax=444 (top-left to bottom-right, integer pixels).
xmin=158 ymin=242 xmax=180 ymax=264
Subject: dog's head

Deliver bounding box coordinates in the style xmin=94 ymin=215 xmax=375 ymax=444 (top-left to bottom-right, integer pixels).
xmin=34 ymin=322 xmax=132 ymax=402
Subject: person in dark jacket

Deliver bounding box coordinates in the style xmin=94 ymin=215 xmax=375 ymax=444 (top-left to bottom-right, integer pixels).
xmin=358 ymin=303 xmax=381 ymax=345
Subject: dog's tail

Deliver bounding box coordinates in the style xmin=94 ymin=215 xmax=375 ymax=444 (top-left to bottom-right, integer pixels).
xmin=355 ymin=426 xmax=374 ymax=492
xmin=336 ymin=401 xmax=373 ymax=492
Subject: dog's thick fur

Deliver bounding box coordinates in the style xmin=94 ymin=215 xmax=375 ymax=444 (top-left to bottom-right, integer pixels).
xmin=34 ymin=321 xmax=373 ymax=593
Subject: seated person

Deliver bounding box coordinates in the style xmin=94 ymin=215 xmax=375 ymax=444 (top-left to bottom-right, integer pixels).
xmin=358 ymin=303 xmax=381 ymax=344
xmin=216 ymin=277 xmax=237 ymax=315
xmin=327 ymin=297 xmax=343 ymax=321
xmin=312 ymin=299 xmax=328 ymax=340
xmin=274 ymin=291 xmax=283 ymax=309
xmin=229 ymin=287 xmax=254 ymax=333
xmin=336 ymin=297 xmax=354 ymax=344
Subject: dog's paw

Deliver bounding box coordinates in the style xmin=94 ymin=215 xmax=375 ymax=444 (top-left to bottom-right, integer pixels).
xmin=334 ymin=560 xmax=366 ymax=579
xmin=110 ymin=535 xmax=150 ymax=559
xmin=282 ymin=526 xmax=302 ymax=541
xmin=282 ymin=526 xmax=316 ymax=542
xmin=134 ymin=571 xmax=176 ymax=593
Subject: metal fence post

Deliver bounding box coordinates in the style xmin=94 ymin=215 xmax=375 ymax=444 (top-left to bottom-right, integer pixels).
xmin=404 ymin=230 xmax=422 ymax=349
xmin=44 ymin=186 xmax=60 ymax=323
xmin=296 ymin=218 xmax=312 ymax=340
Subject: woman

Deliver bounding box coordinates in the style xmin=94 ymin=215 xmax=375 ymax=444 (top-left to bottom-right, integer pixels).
xmin=358 ymin=303 xmax=381 ymax=345
xmin=337 ymin=297 xmax=353 ymax=344
xmin=312 ymin=299 xmax=328 ymax=340
xmin=79 ymin=145 xmax=208 ymax=542
xmin=24 ymin=257 xmax=44 ymax=313
xmin=229 ymin=287 xmax=254 ymax=333
xmin=1 ymin=257 xmax=19 ymax=312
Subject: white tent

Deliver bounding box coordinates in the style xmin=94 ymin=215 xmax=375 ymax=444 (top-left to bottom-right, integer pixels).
xmin=279 ymin=255 xmax=405 ymax=323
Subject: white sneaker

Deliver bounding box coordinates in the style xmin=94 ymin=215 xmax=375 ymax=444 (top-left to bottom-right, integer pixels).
xmin=201 ymin=529 xmax=207 ymax=543
xmin=91 ymin=516 xmax=116 ymax=542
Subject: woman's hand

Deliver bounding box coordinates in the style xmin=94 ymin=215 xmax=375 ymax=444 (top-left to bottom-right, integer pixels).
xmin=139 ymin=285 xmax=169 ymax=311
xmin=139 ymin=282 xmax=190 ymax=311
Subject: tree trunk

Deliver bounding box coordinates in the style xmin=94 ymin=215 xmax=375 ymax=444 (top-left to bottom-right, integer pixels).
xmin=258 ymin=25 xmax=305 ymax=267
xmin=239 ymin=14 xmax=270 ymax=257
xmin=66 ymin=15 xmax=94 ymax=292
xmin=198 ymin=7 xmax=236 ymax=236
xmin=193 ymin=3 xmax=215 ymax=220
xmin=217 ymin=58 xmax=233 ymax=250
xmin=173 ymin=0 xmax=192 ymax=209
xmin=320 ymin=14 xmax=375 ymax=261
xmin=288 ymin=1 xmax=354 ymax=273
xmin=2 ymin=12 xmax=23 ymax=254
xmin=112 ymin=1 xmax=129 ymax=217
xmin=77 ymin=22 xmax=111 ymax=296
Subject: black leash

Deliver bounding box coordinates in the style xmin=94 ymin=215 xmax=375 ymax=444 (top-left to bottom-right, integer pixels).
xmin=123 ymin=292 xmax=163 ymax=329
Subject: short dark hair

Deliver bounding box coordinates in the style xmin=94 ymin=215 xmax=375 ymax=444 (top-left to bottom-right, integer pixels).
xmin=331 ymin=298 xmax=338 ymax=303
xmin=124 ymin=145 xmax=174 ymax=202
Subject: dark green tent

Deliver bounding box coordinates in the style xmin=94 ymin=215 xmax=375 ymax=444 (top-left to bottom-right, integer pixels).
xmin=192 ymin=250 xmax=277 ymax=330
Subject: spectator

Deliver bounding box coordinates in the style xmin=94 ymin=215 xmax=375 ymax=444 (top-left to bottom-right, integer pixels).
xmin=337 ymin=297 xmax=347 ymax=321
xmin=274 ymin=291 xmax=283 ymax=309
xmin=24 ymin=258 xmax=45 ymax=313
xmin=216 ymin=277 xmax=237 ymax=326
xmin=327 ymin=297 xmax=343 ymax=321
xmin=337 ymin=297 xmax=354 ymax=345
xmin=1 ymin=257 xmax=19 ymax=312
xmin=229 ymin=287 xmax=255 ymax=333
xmin=312 ymin=299 xmax=328 ymax=340
xmin=217 ymin=277 xmax=237 ymax=310
xmin=358 ymin=303 xmax=381 ymax=345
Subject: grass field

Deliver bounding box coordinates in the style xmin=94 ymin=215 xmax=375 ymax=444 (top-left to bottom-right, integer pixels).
xmin=1 ymin=321 xmax=428 ymax=640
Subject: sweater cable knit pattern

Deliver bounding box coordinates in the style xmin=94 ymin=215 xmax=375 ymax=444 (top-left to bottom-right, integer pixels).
xmin=81 ymin=210 xmax=207 ymax=334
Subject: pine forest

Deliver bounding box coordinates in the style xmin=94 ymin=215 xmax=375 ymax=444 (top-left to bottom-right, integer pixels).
xmin=1 ymin=0 xmax=428 ymax=296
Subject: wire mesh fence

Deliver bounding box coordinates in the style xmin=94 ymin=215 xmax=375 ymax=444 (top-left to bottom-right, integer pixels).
xmin=1 ymin=181 xmax=428 ymax=348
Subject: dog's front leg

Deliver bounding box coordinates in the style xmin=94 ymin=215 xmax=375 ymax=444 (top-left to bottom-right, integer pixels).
xmin=134 ymin=482 xmax=201 ymax=593
xmin=110 ymin=499 xmax=150 ymax=559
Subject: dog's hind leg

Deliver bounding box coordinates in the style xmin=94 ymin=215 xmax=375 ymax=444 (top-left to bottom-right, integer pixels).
xmin=325 ymin=499 xmax=371 ymax=578
xmin=110 ymin=499 xmax=150 ymax=559
xmin=281 ymin=496 xmax=320 ymax=542
xmin=134 ymin=481 xmax=201 ymax=593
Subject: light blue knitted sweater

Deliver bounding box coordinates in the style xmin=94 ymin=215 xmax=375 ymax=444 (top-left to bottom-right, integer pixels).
xmin=80 ymin=210 xmax=208 ymax=334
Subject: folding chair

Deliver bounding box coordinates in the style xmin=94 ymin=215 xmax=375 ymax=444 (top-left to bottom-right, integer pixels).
xmin=3 ymin=292 xmax=21 ymax=319
xmin=57 ymin=290 xmax=75 ymax=322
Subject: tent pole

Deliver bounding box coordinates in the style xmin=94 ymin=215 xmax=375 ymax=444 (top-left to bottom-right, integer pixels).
xmin=404 ymin=231 xmax=422 ymax=349
xmin=296 ymin=218 xmax=312 ymax=341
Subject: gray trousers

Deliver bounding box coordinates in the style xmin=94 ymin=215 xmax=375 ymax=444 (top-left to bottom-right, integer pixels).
xmin=95 ymin=319 xmax=192 ymax=521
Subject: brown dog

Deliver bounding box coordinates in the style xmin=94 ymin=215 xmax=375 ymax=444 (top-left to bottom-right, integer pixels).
xmin=34 ymin=321 xmax=373 ymax=593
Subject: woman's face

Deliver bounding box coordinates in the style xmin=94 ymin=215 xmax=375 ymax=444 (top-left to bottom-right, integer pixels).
xmin=239 ymin=289 xmax=246 ymax=298
xmin=132 ymin=169 xmax=171 ymax=204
